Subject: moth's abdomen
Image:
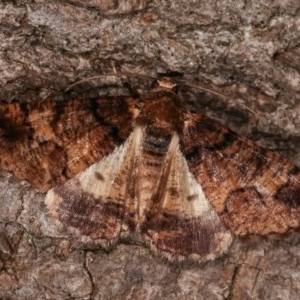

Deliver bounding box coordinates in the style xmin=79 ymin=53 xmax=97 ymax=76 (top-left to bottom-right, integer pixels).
xmin=137 ymin=127 xmax=173 ymax=205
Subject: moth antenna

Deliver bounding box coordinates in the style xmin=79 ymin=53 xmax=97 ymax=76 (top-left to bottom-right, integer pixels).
xmin=64 ymin=72 xmax=156 ymax=92
xmin=65 ymin=73 xmax=257 ymax=116
xmin=65 ymin=74 xmax=122 ymax=92
xmin=179 ymin=81 xmax=257 ymax=116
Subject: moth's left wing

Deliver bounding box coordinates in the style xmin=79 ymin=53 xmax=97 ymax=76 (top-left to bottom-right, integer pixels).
xmin=182 ymin=113 xmax=300 ymax=236
xmin=45 ymin=127 xmax=143 ymax=246
xmin=0 ymin=97 xmax=138 ymax=190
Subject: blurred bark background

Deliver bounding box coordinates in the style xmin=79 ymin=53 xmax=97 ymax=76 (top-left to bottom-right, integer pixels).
xmin=0 ymin=0 xmax=300 ymax=299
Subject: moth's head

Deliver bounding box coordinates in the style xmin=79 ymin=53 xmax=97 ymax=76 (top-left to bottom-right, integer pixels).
xmin=151 ymin=77 xmax=178 ymax=94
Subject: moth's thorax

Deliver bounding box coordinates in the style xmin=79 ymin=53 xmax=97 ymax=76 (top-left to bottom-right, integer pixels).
xmin=135 ymin=91 xmax=184 ymax=135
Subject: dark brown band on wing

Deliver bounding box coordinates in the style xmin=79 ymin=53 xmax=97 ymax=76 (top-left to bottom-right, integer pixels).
xmin=0 ymin=104 xmax=32 ymax=142
xmin=289 ymin=166 xmax=300 ymax=176
xmin=140 ymin=210 xmax=225 ymax=257
xmin=53 ymin=181 xmax=126 ymax=239
xmin=88 ymin=99 xmax=129 ymax=144
xmin=184 ymin=131 xmax=237 ymax=161
xmin=274 ymin=174 xmax=300 ymax=207
xmin=182 ymin=114 xmax=241 ymax=162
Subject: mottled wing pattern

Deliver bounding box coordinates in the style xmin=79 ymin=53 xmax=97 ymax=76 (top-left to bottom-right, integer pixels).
xmin=0 ymin=97 xmax=138 ymax=190
xmin=140 ymin=133 xmax=233 ymax=261
xmin=45 ymin=127 xmax=143 ymax=245
xmin=182 ymin=113 xmax=300 ymax=236
xmin=2 ymin=87 xmax=300 ymax=262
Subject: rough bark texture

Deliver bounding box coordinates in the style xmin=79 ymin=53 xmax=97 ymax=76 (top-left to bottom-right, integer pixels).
xmin=0 ymin=1 xmax=300 ymax=299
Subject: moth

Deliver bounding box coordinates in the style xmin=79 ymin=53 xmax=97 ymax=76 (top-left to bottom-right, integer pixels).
xmin=0 ymin=78 xmax=300 ymax=262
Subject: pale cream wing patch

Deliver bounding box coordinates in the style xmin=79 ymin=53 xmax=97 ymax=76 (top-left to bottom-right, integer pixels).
xmin=46 ymin=126 xmax=232 ymax=260
xmin=140 ymin=134 xmax=233 ymax=261
xmin=163 ymin=135 xmax=212 ymax=217
xmin=76 ymin=126 xmax=142 ymax=202
xmin=45 ymin=127 xmax=143 ymax=244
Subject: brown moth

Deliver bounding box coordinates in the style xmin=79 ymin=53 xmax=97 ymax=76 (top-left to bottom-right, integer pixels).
xmin=0 ymin=79 xmax=300 ymax=262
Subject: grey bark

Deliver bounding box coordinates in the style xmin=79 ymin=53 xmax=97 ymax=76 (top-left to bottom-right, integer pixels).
xmin=0 ymin=0 xmax=300 ymax=299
